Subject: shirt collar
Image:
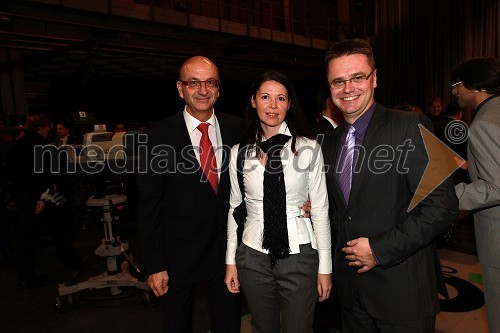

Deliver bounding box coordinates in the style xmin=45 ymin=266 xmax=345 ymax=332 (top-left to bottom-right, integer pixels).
xmin=278 ymin=121 xmax=291 ymax=136
xmin=183 ymin=106 xmax=217 ymax=133
xmin=350 ymin=102 xmax=376 ymax=136
xmin=261 ymin=121 xmax=291 ymax=141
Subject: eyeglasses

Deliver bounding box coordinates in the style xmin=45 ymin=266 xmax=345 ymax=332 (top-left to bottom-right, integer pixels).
xmin=451 ymin=81 xmax=462 ymax=88
xmin=329 ymin=69 xmax=375 ymax=89
xmin=180 ymin=79 xmax=220 ymax=89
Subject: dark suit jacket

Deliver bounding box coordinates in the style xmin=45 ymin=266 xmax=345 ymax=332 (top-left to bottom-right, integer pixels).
xmin=315 ymin=116 xmax=337 ymax=135
xmin=9 ymin=131 xmax=53 ymax=211
xmin=322 ymin=105 xmax=458 ymax=321
xmin=138 ymin=111 xmax=242 ymax=287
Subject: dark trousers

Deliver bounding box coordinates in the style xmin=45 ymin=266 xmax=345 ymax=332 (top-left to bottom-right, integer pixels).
xmin=313 ymin=290 xmax=342 ymax=332
xmin=160 ymin=272 xmax=241 ymax=333
xmin=13 ymin=201 xmax=80 ymax=281
xmin=341 ymin=305 xmax=436 ymax=333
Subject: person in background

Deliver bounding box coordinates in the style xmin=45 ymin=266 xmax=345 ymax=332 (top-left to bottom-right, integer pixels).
xmin=55 ymin=120 xmax=76 ymax=146
xmin=113 ymin=123 xmax=126 ymax=133
xmin=225 ymin=71 xmax=332 ymax=333
xmin=426 ymin=96 xmax=444 ymax=123
xmin=11 ymin=126 xmax=25 ymax=142
xmin=0 ymin=126 xmax=24 ymax=265
xmin=322 ymin=38 xmax=458 ymax=333
xmin=433 ymin=101 xmax=471 ymax=247
xmin=8 ymin=115 xmax=81 ymax=288
xmin=433 ymin=101 xmax=469 ymax=183
xmin=393 ymin=103 xmax=424 ymax=115
xmin=138 ymin=56 xmax=242 ymax=333
xmin=314 ymin=85 xmax=343 ymax=137
xmin=452 ymin=57 xmax=500 ymax=333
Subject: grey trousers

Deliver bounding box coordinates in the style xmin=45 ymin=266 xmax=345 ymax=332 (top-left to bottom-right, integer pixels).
xmin=482 ymin=264 xmax=500 ymax=333
xmin=236 ymin=243 xmax=319 ymax=333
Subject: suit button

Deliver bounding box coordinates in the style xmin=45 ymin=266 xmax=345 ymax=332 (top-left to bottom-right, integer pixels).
xmin=345 ymin=216 xmax=352 ymax=222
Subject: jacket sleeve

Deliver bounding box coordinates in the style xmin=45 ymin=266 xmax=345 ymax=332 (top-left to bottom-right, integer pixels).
xmin=455 ymin=119 xmax=500 ymax=210
xmin=137 ymin=128 xmax=169 ymax=275
xmin=370 ymin=114 xmax=459 ymax=268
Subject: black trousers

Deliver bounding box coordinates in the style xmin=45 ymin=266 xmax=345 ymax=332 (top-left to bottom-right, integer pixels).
xmin=160 ymin=271 xmax=241 ymax=333
xmin=341 ymin=304 xmax=435 ymax=333
xmin=13 ymin=201 xmax=80 ymax=281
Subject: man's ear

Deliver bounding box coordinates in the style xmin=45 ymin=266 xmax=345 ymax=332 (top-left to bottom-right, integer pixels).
xmin=176 ymin=81 xmax=184 ymax=98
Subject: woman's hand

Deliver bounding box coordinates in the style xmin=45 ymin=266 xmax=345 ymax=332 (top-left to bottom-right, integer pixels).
xmin=317 ymin=273 xmax=332 ymax=302
xmin=224 ymin=264 xmax=241 ymax=293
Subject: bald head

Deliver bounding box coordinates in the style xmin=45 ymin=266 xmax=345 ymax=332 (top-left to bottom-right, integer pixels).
xmin=179 ymin=56 xmax=219 ymax=81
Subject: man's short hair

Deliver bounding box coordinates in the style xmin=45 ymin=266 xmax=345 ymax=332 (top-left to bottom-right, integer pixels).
xmin=325 ymin=38 xmax=376 ymax=72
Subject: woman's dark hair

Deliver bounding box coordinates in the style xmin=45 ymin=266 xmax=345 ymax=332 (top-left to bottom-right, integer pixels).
xmin=243 ymin=71 xmax=312 ymax=154
xmin=452 ymin=57 xmax=500 ymax=95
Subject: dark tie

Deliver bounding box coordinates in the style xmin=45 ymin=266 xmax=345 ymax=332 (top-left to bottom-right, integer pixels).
xmin=338 ymin=126 xmax=356 ymax=203
xmin=197 ymin=123 xmax=218 ymax=194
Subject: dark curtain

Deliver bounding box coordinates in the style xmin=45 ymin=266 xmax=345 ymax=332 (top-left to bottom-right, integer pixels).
xmin=372 ymin=0 xmax=499 ymax=114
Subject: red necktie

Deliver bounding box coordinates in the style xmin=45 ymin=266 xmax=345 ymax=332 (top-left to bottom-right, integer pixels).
xmin=197 ymin=123 xmax=218 ymax=194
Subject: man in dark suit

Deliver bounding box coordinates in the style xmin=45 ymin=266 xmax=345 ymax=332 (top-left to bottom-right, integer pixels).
xmin=9 ymin=115 xmax=81 ymax=287
xmin=321 ymin=39 xmax=458 ymax=332
xmin=138 ymin=56 xmax=241 ymax=333
xmin=54 ymin=121 xmax=77 ymax=146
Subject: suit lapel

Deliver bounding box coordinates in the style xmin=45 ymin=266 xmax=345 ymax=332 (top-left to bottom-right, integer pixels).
xmin=349 ymin=106 xmax=389 ymax=203
xmin=171 ymin=111 xmax=194 ymax=154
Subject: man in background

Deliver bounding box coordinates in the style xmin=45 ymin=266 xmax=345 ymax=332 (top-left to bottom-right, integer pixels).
xmin=452 ymin=57 xmax=500 ymax=333
xmin=55 ymin=120 xmax=76 ymax=146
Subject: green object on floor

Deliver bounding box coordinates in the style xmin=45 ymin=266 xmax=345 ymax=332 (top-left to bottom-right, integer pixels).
xmin=469 ymin=272 xmax=483 ymax=285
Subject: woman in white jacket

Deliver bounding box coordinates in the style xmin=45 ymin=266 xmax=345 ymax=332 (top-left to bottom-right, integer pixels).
xmin=224 ymin=71 xmax=332 ymax=333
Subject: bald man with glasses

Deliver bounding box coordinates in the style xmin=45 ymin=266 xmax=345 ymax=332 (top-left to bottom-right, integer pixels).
xmin=138 ymin=56 xmax=242 ymax=333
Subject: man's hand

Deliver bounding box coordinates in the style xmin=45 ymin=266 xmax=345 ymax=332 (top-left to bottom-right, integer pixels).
xmin=317 ymin=273 xmax=332 ymax=302
xmin=224 ymin=264 xmax=240 ymax=293
xmin=300 ymin=195 xmax=311 ymax=218
xmin=342 ymin=237 xmax=378 ymax=273
xmin=148 ymin=270 xmax=169 ymax=297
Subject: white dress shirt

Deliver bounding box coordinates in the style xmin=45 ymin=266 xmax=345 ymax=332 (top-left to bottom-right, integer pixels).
xmin=183 ymin=107 xmax=223 ymax=177
xmin=226 ymin=122 xmax=332 ymax=274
